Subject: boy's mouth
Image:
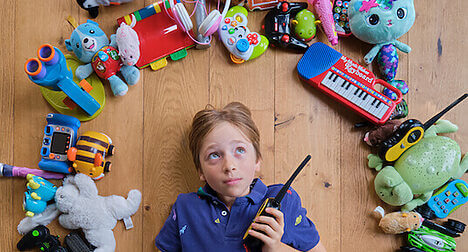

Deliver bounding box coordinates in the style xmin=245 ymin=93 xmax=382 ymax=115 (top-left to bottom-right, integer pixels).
xmin=224 ymin=178 xmax=242 ymax=185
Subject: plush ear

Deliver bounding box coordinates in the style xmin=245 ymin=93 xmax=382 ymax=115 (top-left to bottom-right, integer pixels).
xmin=74 ymin=173 xmax=98 ymax=198
xmin=86 ymin=19 xmax=99 ymax=26
xmin=65 ymin=39 xmax=73 ymax=51
xmin=353 ymin=1 xmax=363 ymax=12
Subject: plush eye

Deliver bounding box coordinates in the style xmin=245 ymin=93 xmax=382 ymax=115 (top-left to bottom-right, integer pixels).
xmin=367 ymin=14 xmax=380 ymax=26
xmin=90 ymin=29 xmax=95 ymax=34
xmin=397 ymin=8 xmax=407 ymax=19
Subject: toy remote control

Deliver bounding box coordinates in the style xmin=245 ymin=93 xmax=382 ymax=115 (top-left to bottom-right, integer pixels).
xmin=420 ymin=179 xmax=468 ymax=219
xmin=263 ymin=2 xmax=310 ymax=52
xmin=17 ymin=225 xmax=66 ymax=252
xmin=218 ymin=6 xmax=269 ymax=64
xmin=332 ymin=0 xmax=351 ymax=36
xmin=38 ymin=113 xmax=81 ymax=174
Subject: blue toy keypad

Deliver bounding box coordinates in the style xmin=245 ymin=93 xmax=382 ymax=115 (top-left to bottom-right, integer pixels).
xmin=427 ymin=179 xmax=468 ymax=218
xmin=333 ymin=0 xmax=351 ymax=36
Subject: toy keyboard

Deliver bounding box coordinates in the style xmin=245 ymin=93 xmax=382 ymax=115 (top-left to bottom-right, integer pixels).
xmin=427 ymin=179 xmax=468 ymax=219
xmin=297 ymin=42 xmax=402 ymax=125
xmin=117 ymin=0 xmax=195 ymax=71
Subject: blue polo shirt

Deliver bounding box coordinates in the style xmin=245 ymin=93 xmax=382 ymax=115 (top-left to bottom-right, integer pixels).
xmin=155 ymin=179 xmax=320 ymax=251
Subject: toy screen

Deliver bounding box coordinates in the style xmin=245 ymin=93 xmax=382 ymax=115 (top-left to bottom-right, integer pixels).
xmin=51 ymin=132 xmax=70 ymax=154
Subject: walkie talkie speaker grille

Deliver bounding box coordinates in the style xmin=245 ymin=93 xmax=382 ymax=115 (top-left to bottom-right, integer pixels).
xmin=297 ymin=42 xmax=342 ymax=80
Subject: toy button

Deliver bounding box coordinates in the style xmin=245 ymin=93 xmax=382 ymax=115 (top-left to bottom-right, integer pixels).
xmin=443 ymin=209 xmax=448 ymax=213
xmin=440 ymin=205 xmax=445 ymax=209
xmin=228 ymin=28 xmax=235 ymax=34
xmin=61 ymin=127 xmax=65 ymax=131
xmin=336 ymin=0 xmax=343 ymax=6
xmin=236 ymin=16 xmax=243 ymax=23
xmin=224 ymin=18 xmax=230 ymax=24
xmin=231 ymin=21 xmax=237 ymax=27
xmin=343 ymin=1 xmax=349 ymax=8
xmin=335 ymin=7 xmax=341 ymax=13
xmin=455 ymin=183 xmax=468 ymax=197
xmin=342 ymin=8 xmax=347 ymax=14
xmin=49 ymin=153 xmax=55 ymax=159
xmin=340 ymin=14 xmax=347 ymax=21
xmin=334 ymin=13 xmax=340 ymax=20
xmin=281 ymin=34 xmax=290 ymax=43
xmin=236 ymin=39 xmax=249 ymax=53
xmin=437 ymin=201 xmax=442 ymax=205
xmin=452 ymin=199 xmax=458 ymax=204
xmin=55 ymin=127 xmax=60 ymax=131
xmin=43 ymin=138 xmax=50 ymax=145
xmin=434 ymin=197 xmax=439 ymax=201
xmin=222 ymin=25 xmax=228 ymax=30
xmin=453 ymin=192 xmax=459 ymax=197
xmin=221 ymin=210 xmax=228 ymax=216
xmin=445 ymin=191 xmax=451 ymax=196
xmin=55 ymin=155 xmax=60 ymax=160
xmin=281 ymin=2 xmax=288 ymax=12
xmin=32 ymin=230 xmax=39 ymax=237
xmin=444 ymin=198 xmax=450 ymax=203
xmin=228 ymin=37 xmax=236 ymax=46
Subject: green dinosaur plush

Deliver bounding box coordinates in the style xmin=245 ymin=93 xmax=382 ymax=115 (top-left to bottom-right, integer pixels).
xmin=368 ymin=120 xmax=468 ymax=211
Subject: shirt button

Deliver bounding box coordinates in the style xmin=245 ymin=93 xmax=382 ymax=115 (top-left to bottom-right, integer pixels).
xmin=221 ymin=210 xmax=228 ymax=216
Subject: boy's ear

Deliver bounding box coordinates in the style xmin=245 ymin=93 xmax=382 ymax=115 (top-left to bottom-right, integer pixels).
xmin=255 ymin=159 xmax=261 ymax=173
xmin=198 ymin=170 xmax=206 ymax=182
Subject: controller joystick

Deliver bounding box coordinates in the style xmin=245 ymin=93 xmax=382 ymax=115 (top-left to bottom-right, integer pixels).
xmin=218 ymin=6 xmax=269 ymax=63
xmin=263 ymin=1 xmax=311 ymax=52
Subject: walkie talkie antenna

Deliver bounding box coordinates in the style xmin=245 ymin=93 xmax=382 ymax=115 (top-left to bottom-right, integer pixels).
xmin=423 ymin=93 xmax=468 ymax=130
xmin=274 ymin=155 xmax=311 ymax=203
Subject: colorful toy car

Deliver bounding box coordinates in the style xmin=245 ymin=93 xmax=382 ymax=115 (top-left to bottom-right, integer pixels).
xmin=23 ymin=175 xmax=57 ymax=217
xmin=401 ymin=226 xmax=456 ymax=252
xmin=67 ymin=131 xmax=114 ymax=180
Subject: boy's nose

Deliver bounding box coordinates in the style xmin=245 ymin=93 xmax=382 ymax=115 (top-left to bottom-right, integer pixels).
xmin=223 ymin=155 xmax=237 ymax=172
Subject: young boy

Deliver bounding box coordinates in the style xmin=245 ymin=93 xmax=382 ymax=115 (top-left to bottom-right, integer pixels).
xmin=155 ymin=102 xmax=325 ymax=252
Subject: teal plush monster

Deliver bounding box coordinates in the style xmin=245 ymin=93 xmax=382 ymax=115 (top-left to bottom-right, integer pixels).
xmin=368 ymin=120 xmax=468 ymax=212
xmin=348 ymin=0 xmax=415 ymax=100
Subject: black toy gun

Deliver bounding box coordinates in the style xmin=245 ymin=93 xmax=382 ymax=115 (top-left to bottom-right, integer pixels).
xmin=17 ymin=225 xmax=66 ymax=252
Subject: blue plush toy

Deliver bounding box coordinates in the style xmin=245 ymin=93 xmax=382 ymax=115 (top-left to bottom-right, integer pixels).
xmin=65 ymin=20 xmax=140 ymax=96
xmin=348 ymin=0 xmax=415 ymax=100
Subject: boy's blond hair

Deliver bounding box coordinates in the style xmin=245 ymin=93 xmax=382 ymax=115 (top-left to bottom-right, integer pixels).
xmin=189 ymin=102 xmax=262 ymax=171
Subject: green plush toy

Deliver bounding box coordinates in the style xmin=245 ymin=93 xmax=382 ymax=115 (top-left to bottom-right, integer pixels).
xmin=368 ymin=120 xmax=468 ymax=212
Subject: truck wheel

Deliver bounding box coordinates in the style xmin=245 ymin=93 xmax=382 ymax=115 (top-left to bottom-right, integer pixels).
xmin=108 ymin=145 xmax=115 ymax=156
xmin=104 ymin=162 xmax=112 ymax=173
xmin=415 ymin=205 xmax=435 ymax=220
xmin=444 ymin=219 xmax=466 ymax=234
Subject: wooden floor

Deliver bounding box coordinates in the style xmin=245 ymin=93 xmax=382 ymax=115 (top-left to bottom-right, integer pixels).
xmin=1 ymin=0 xmax=467 ymax=251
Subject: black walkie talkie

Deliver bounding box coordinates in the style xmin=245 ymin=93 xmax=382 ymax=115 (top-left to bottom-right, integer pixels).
xmin=242 ymin=155 xmax=311 ymax=250
xmin=379 ymin=93 xmax=467 ymax=162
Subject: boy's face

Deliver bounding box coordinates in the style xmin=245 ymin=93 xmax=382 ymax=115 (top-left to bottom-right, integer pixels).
xmin=199 ymin=122 xmax=260 ymax=200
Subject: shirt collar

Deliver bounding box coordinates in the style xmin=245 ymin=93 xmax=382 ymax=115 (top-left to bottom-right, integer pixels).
xmin=196 ymin=178 xmax=267 ymax=204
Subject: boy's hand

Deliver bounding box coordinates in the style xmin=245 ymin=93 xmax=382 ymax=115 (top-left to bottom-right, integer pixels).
xmin=248 ymin=207 xmax=285 ymax=252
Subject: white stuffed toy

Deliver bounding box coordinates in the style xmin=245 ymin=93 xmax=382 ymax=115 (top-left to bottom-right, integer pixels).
xmin=18 ymin=174 xmax=141 ymax=252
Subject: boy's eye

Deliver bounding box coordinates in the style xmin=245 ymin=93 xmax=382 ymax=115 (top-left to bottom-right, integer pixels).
xmin=235 ymin=147 xmax=246 ymax=154
xmin=208 ymin=153 xmax=220 ymax=160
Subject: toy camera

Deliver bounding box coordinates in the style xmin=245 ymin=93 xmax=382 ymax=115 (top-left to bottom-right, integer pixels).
xmin=23 ymin=175 xmax=57 ymax=217
xmin=38 ymin=113 xmax=80 ymax=174
xmin=67 ymin=131 xmax=114 ymax=180
xmin=25 ymin=44 xmax=101 ymax=116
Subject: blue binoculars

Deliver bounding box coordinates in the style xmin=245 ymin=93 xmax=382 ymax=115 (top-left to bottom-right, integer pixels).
xmin=25 ymin=44 xmax=100 ymax=116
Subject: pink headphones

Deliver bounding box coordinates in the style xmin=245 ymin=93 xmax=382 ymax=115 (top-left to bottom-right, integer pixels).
xmin=198 ymin=0 xmax=231 ymax=36
xmin=169 ymin=0 xmax=194 ymax=32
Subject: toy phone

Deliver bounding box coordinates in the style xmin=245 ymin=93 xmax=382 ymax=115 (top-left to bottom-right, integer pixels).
xmin=243 ymin=155 xmax=311 ymax=250
xmin=425 ymin=179 xmax=468 ymax=219
xmin=379 ymin=93 xmax=467 ymax=162
xmin=332 ymin=0 xmax=351 ymax=36
xmin=38 ymin=113 xmax=81 ymax=174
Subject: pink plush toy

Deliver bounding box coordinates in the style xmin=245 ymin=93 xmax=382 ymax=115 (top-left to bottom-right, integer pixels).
xmin=115 ymin=15 xmax=140 ymax=66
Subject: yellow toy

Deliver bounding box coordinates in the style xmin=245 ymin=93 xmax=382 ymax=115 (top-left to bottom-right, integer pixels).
xmin=67 ymin=131 xmax=114 ymax=180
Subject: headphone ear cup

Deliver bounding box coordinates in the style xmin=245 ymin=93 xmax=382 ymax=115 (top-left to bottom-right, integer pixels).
xmin=199 ymin=10 xmax=222 ymax=37
xmin=174 ymin=3 xmax=193 ymax=32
